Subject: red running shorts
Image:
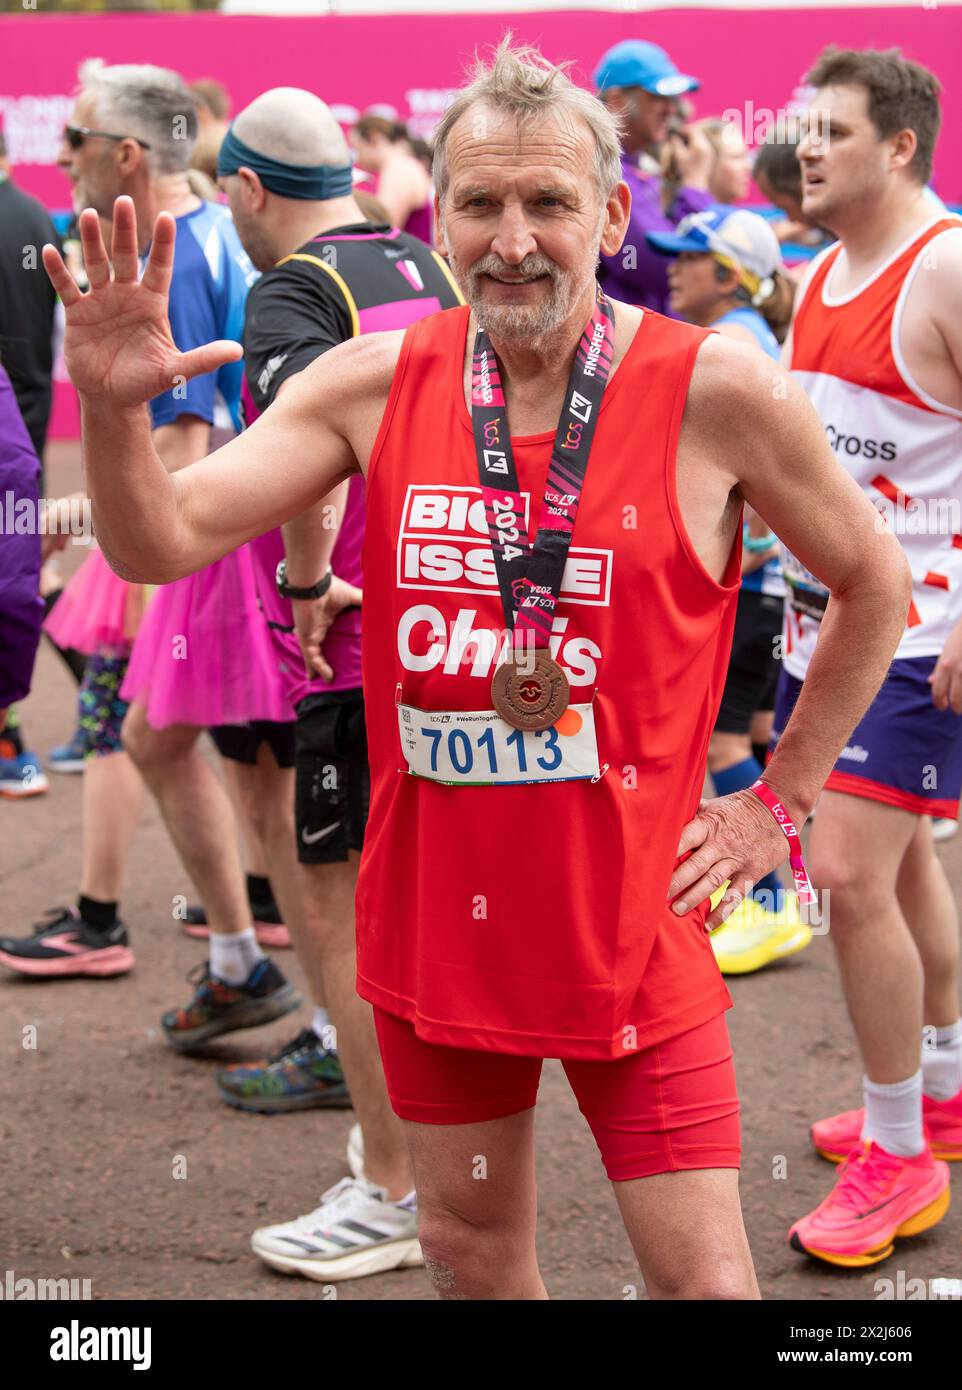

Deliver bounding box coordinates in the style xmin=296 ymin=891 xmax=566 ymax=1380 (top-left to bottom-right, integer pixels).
xmin=373 ymin=1007 xmax=740 ymax=1181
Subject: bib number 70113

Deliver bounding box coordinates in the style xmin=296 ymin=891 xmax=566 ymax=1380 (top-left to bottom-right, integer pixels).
xmin=397 ymin=702 xmax=599 ymax=786
xmin=421 ymin=723 xmax=561 ymax=776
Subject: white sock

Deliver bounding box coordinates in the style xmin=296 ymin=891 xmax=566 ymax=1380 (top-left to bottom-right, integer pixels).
xmin=312 ymin=1005 xmax=332 ymax=1046
xmin=922 ymin=1019 xmax=962 ymax=1101
xmin=210 ymin=928 xmax=265 ymax=986
xmin=861 ymin=1071 xmax=925 ymax=1157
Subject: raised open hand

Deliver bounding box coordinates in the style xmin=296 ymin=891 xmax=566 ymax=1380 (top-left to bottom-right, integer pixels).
xmin=42 ymin=195 xmax=242 ymax=408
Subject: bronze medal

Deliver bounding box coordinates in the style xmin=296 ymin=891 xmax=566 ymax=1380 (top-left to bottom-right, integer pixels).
xmin=491 ymin=649 xmax=570 ymax=732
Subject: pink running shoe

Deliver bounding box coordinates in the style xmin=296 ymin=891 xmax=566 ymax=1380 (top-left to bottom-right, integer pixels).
xmin=812 ymin=1091 xmax=962 ymax=1163
xmin=0 ymin=907 xmax=134 ymax=978
xmin=789 ymin=1140 xmax=950 ymax=1267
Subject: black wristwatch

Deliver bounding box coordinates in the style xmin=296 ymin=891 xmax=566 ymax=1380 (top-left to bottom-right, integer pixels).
xmin=275 ymin=560 xmax=333 ymax=600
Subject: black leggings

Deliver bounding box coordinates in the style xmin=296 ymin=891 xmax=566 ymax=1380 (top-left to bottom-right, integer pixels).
xmin=42 ymin=589 xmax=87 ymax=685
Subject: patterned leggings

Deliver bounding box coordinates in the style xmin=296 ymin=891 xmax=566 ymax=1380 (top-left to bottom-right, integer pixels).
xmin=78 ymin=648 xmax=131 ymax=757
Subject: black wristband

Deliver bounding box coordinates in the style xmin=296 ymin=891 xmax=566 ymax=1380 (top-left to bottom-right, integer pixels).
xmin=276 ymin=560 xmax=333 ymax=600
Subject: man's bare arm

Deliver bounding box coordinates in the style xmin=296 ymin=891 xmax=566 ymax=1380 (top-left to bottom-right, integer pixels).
xmin=152 ymin=415 xmax=211 ymax=474
xmin=80 ymin=343 xmax=375 ymax=582
xmin=708 ymin=337 xmax=911 ymax=822
xmin=267 ymin=374 xmax=350 ymax=587
xmin=43 ymin=200 xmax=396 ymax=584
xmin=669 ymin=336 xmax=910 ymax=922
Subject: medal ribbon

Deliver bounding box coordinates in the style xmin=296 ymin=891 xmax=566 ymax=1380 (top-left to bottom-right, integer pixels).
xmin=470 ymin=285 xmax=615 ymax=648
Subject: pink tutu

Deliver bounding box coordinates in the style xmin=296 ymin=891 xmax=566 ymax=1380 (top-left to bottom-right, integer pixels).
xmin=120 ymin=543 xmax=295 ymax=730
xmin=43 ymin=547 xmax=143 ymax=655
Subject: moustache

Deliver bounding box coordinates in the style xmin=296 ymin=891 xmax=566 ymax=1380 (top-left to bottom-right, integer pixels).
xmin=469 ymin=254 xmax=560 ymax=284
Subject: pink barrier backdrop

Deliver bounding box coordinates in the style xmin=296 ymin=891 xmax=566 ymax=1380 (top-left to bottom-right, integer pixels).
xmin=2 ymin=6 xmax=960 ymax=437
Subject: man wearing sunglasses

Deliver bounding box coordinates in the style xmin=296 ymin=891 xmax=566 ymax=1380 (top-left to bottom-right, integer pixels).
xmin=3 ymin=63 xmax=302 ymax=1049
xmin=63 ymin=124 xmax=151 ymax=152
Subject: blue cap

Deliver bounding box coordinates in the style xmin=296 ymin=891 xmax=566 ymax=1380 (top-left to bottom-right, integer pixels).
xmin=593 ymin=40 xmax=699 ymax=98
xmin=646 ymin=207 xmax=783 ymax=296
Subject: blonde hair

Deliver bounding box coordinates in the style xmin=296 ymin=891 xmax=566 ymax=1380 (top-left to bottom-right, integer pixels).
xmin=433 ymin=36 xmax=623 ymax=202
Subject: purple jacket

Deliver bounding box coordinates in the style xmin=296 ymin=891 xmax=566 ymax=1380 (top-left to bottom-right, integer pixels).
xmin=0 ymin=364 xmax=43 ymax=709
xmin=598 ymin=152 xmax=713 ymax=315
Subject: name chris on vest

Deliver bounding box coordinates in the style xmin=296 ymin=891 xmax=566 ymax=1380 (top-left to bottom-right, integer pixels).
xmin=398 ymin=607 xmax=601 ymax=683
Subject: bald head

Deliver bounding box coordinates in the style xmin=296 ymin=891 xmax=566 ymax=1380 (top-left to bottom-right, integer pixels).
xmin=232 ymin=87 xmax=350 ymax=167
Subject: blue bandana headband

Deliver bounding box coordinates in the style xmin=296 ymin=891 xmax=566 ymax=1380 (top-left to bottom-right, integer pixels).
xmin=216 ymin=125 xmax=354 ymax=200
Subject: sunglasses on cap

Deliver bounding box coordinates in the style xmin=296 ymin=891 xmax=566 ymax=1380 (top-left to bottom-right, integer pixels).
xmin=63 ymin=125 xmax=152 ymax=151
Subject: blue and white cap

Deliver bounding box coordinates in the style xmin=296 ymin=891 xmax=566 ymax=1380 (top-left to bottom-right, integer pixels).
xmin=593 ymin=40 xmax=699 ymax=98
xmin=646 ymin=206 xmax=782 ymax=300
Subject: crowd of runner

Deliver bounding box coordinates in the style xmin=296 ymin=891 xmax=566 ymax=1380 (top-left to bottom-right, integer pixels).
xmin=1 ymin=34 xmax=960 ymax=1296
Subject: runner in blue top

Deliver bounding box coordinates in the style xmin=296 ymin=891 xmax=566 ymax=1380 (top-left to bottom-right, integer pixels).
xmin=148 ymin=199 xmax=254 ymax=437
xmin=647 ymin=206 xmax=808 ymax=972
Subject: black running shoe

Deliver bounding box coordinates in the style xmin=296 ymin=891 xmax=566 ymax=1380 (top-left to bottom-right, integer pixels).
xmin=0 ymin=906 xmax=133 ymax=979
xmin=217 ymin=1028 xmax=352 ymax=1113
xmin=161 ymin=958 xmax=300 ymax=1052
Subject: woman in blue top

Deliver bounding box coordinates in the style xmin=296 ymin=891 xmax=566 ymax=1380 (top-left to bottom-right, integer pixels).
xmin=646 ymin=203 xmax=792 ymax=353
xmin=647 ymin=208 xmax=809 ymax=972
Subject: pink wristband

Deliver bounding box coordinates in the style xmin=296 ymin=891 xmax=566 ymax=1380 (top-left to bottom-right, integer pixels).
xmin=749 ymin=779 xmax=816 ymax=906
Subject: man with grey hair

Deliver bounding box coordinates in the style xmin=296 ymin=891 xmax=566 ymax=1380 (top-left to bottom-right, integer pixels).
xmin=46 ymin=40 xmax=909 ymax=1298
xmin=3 ymin=63 xmax=304 ymax=1051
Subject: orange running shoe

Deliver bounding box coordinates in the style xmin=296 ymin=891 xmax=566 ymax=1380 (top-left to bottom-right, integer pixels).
xmin=811 ymin=1088 xmax=962 ymax=1163
xmin=789 ymin=1140 xmax=950 ymax=1268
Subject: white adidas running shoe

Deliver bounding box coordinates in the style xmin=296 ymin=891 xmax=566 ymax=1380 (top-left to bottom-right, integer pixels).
xmin=251 ymin=1176 xmax=422 ymax=1281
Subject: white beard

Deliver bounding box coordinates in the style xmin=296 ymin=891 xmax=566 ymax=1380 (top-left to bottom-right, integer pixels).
xmin=446 ymin=244 xmax=597 ymax=343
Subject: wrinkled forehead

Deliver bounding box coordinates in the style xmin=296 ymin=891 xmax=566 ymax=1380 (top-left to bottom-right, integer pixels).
xmin=444 ymin=102 xmax=597 ymax=194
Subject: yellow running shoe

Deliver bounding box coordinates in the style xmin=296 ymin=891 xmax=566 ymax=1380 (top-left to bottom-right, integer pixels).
xmin=709 ymin=894 xmax=812 ymax=975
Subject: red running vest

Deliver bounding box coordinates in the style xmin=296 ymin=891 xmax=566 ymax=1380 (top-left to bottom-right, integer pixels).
xmin=357 ymin=305 xmax=739 ymax=1059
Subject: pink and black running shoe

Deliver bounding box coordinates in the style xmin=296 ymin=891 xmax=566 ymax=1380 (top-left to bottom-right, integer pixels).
xmin=0 ymin=906 xmax=133 ymax=978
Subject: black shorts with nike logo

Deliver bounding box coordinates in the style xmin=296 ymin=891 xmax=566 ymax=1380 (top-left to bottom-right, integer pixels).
xmin=294 ymin=690 xmax=370 ymax=864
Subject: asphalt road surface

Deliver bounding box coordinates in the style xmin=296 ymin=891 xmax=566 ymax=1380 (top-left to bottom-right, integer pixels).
xmin=2 ymin=444 xmax=960 ymax=1301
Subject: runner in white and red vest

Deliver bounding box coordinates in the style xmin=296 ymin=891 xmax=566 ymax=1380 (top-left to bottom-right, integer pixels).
xmin=773 ymin=48 xmax=962 ymax=1269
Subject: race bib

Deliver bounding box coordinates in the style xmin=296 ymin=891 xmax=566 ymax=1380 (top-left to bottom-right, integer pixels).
xmin=397 ymin=702 xmax=600 ymax=786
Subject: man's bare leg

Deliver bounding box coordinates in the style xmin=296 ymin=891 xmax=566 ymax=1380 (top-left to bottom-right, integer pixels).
xmin=220 ymin=747 xmax=326 ymax=1002
xmin=219 ymin=756 xmax=272 ymax=883
xmin=402 ymin=1110 xmax=546 ymax=1299
xmin=615 ymin=1170 xmax=759 ymax=1299
xmin=299 ymin=853 xmax=410 ymax=1193
xmin=79 ymin=751 xmax=145 ymax=900
xmin=897 ymin=815 xmax=961 ymax=1029
xmin=808 ymin=791 xmax=923 ymax=1082
xmin=121 ymin=701 xmax=250 ymax=936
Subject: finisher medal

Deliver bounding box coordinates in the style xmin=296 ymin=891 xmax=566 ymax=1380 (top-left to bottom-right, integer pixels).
xmin=470 ymin=285 xmax=616 ymax=732
xmin=490 ymin=648 xmax=570 ymax=732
